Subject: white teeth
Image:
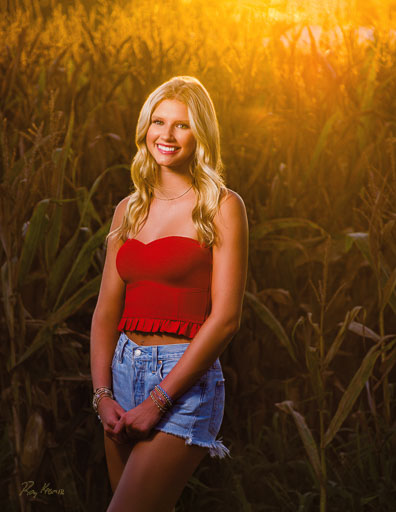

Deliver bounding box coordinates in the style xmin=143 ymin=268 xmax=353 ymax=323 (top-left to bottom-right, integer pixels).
xmin=157 ymin=144 xmax=178 ymax=152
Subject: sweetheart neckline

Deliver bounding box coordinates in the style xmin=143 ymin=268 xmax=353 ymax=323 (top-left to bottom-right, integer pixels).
xmin=125 ymin=235 xmax=206 ymax=248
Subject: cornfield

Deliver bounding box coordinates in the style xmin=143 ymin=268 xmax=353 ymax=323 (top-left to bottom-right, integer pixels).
xmin=1 ymin=0 xmax=395 ymax=510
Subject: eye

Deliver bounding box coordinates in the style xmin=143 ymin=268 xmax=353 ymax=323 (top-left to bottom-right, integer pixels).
xmin=152 ymin=119 xmax=163 ymax=125
xmin=177 ymin=123 xmax=190 ymax=129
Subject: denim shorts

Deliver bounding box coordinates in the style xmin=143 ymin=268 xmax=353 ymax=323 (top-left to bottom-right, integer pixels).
xmin=111 ymin=332 xmax=229 ymax=458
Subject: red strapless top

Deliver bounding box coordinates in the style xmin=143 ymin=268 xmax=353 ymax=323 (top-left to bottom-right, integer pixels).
xmin=116 ymin=236 xmax=212 ymax=339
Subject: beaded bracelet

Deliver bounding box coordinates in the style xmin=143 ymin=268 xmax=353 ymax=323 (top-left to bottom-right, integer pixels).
xmin=151 ymin=387 xmax=168 ymax=408
xmin=92 ymin=387 xmax=113 ymax=418
xmin=92 ymin=386 xmax=113 ymax=410
xmin=155 ymin=385 xmax=173 ymax=408
xmin=149 ymin=390 xmax=167 ymax=414
xmin=149 ymin=384 xmax=174 ymax=415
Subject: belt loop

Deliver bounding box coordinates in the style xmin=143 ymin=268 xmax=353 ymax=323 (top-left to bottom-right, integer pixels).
xmin=118 ymin=334 xmax=129 ymax=364
xmin=151 ymin=346 xmax=158 ymax=374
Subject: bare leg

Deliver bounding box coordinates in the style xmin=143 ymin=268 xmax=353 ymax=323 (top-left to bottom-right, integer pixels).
xmin=104 ymin=432 xmax=135 ymax=492
xmin=106 ymin=431 xmax=208 ymax=512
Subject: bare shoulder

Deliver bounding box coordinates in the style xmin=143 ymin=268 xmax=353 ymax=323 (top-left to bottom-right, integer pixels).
xmin=214 ymin=188 xmax=248 ymax=245
xmin=217 ymin=187 xmax=247 ymax=223
xmin=111 ymin=195 xmax=130 ymax=228
xmin=114 ymin=195 xmax=130 ymax=216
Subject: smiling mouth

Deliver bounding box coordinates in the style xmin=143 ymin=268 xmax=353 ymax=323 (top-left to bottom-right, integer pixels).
xmin=156 ymin=144 xmax=180 ymax=154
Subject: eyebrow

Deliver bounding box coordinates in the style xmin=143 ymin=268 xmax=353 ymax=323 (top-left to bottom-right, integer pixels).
xmin=151 ymin=115 xmax=190 ymax=123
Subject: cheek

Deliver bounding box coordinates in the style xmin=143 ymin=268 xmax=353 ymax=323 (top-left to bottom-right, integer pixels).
xmin=185 ymin=135 xmax=196 ymax=154
xmin=145 ymin=130 xmax=158 ymax=160
xmin=146 ymin=128 xmax=153 ymax=145
xmin=146 ymin=126 xmax=159 ymax=146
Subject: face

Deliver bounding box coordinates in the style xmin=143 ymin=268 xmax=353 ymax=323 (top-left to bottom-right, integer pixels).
xmin=146 ymin=99 xmax=196 ymax=173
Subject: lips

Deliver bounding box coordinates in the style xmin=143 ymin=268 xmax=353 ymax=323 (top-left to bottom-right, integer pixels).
xmin=156 ymin=144 xmax=180 ymax=154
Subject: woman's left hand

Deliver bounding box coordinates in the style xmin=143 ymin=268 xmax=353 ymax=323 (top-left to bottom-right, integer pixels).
xmin=112 ymin=396 xmax=164 ymax=441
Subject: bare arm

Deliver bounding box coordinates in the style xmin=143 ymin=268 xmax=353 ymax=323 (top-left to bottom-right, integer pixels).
xmin=90 ymin=197 xmax=132 ymax=443
xmin=159 ymin=189 xmax=249 ymax=399
xmin=90 ymin=197 xmax=128 ymax=391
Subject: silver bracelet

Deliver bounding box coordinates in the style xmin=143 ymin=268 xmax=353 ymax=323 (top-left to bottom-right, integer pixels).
xmin=92 ymin=387 xmax=113 ymax=416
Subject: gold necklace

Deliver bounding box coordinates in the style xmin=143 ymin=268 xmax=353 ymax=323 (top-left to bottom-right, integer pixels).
xmin=153 ymin=184 xmax=193 ymax=201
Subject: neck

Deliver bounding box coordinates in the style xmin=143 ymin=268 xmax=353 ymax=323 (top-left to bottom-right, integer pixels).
xmin=155 ymin=168 xmax=192 ymax=193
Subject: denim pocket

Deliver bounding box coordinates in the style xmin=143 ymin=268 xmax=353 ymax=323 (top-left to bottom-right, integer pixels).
xmin=166 ymin=374 xmax=208 ymax=429
xmin=160 ymin=357 xmax=179 ymax=379
xmin=208 ymin=379 xmax=225 ymax=436
xmin=156 ymin=360 xmax=164 ymax=380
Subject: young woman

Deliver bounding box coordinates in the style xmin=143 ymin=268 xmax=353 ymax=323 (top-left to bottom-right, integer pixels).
xmin=90 ymin=76 xmax=248 ymax=512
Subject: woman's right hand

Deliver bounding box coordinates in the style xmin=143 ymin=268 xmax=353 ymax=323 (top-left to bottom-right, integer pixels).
xmin=98 ymin=397 xmax=129 ymax=444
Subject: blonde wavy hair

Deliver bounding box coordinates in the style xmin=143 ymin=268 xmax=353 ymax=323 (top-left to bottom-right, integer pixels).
xmin=111 ymin=76 xmax=227 ymax=247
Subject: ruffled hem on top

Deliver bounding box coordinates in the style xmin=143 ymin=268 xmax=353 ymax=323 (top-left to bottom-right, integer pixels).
xmin=118 ymin=317 xmax=202 ymax=339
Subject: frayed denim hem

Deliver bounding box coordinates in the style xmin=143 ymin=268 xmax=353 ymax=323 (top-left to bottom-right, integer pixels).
xmin=153 ymin=427 xmax=230 ymax=459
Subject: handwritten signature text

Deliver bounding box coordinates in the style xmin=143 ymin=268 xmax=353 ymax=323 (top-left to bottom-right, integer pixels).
xmin=19 ymin=481 xmax=65 ymax=499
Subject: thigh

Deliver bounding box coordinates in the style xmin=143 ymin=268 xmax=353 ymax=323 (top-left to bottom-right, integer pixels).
xmin=106 ymin=431 xmax=208 ymax=512
xmin=104 ymin=432 xmax=135 ymax=492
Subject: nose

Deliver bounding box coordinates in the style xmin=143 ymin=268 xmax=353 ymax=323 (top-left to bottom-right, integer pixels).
xmin=161 ymin=123 xmax=176 ymax=141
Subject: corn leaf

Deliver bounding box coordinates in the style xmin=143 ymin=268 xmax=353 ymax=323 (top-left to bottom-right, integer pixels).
xmin=380 ymin=267 xmax=396 ymax=312
xmin=308 ymin=112 xmax=339 ymax=178
xmin=347 ymin=232 xmax=373 ymax=266
xmin=21 ymin=411 xmax=45 ymax=477
xmin=1 ymin=261 xmax=14 ymax=342
xmin=47 ymin=229 xmax=87 ymax=306
xmin=374 ymin=342 xmax=396 ymax=391
xmin=77 ymin=164 xmax=128 ymax=230
xmin=245 ymin=291 xmax=297 ymax=362
xmin=324 ymin=342 xmax=383 ymax=447
xmin=50 ymin=274 xmax=101 ymax=325
xmin=276 ymin=401 xmax=322 ymax=482
xmin=44 ymin=202 xmax=63 ymax=269
xmin=357 ymin=51 xmax=377 ymax=150
xmin=54 ymin=221 xmax=110 ymax=309
xmin=17 ymin=199 xmax=50 ymax=288
xmin=347 ymin=321 xmax=380 ymax=342
xmin=251 ymin=218 xmax=328 ymax=240
xmin=348 ymin=232 xmax=396 ymax=313
xmin=76 ymin=186 xmax=102 ymax=227
xmin=12 ymin=275 xmax=101 ymax=368
xmin=10 ymin=326 xmax=52 ymax=370
xmin=55 ymin=101 xmax=74 ymax=198
xmin=324 ymin=306 xmax=363 ymax=367
xmin=305 ymin=345 xmax=323 ymax=398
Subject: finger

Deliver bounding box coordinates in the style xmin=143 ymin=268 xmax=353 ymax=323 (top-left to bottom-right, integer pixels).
xmin=110 ymin=422 xmax=131 ymax=444
xmin=114 ymin=408 xmax=126 ymax=421
xmin=113 ymin=417 xmax=124 ymax=435
xmin=105 ymin=423 xmax=128 ymax=442
xmin=114 ymin=410 xmax=123 ymax=420
xmin=106 ymin=427 xmax=126 ymax=444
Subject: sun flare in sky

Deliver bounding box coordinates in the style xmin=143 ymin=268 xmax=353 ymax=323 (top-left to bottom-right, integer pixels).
xmin=182 ymin=0 xmax=396 ymax=26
